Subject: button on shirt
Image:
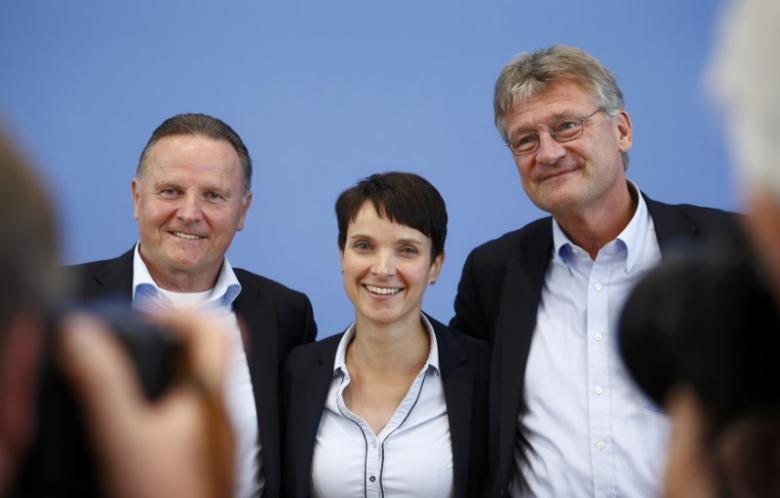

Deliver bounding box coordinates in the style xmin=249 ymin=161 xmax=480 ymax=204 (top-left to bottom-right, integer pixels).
xmin=311 ymin=315 xmax=453 ymax=498
xmin=131 ymin=245 xmax=263 ymax=498
xmin=512 ymin=188 xmax=670 ymax=498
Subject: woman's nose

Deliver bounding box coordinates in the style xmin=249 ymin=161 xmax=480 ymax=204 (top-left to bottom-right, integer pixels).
xmin=370 ymin=252 xmax=396 ymax=277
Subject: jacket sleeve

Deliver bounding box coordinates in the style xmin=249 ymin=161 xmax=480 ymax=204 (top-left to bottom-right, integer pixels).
xmin=450 ymin=249 xmax=492 ymax=343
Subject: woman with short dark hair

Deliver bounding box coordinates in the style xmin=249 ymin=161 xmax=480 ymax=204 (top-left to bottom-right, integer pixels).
xmin=282 ymin=172 xmax=488 ymax=498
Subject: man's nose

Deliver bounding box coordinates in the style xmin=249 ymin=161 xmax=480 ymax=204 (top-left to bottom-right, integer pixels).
xmin=535 ymin=131 xmax=566 ymax=166
xmin=176 ymin=193 xmax=203 ymax=222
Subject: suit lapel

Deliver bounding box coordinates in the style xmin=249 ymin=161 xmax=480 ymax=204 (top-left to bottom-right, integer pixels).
xmin=292 ymin=338 xmax=339 ymax=497
xmin=232 ymin=279 xmax=280 ymax=459
xmin=81 ymin=248 xmax=135 ymax=302
xmin=432 ymin=319 xmax=473 ymax=498
xmin=644 ymin=194 xmax=698 ymax=253
xmin=495 ymin=219 xmax=553 ymax=484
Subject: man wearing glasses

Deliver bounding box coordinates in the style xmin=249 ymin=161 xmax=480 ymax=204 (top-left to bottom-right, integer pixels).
xmin=450 ymin=45 xmax=735 ymax=497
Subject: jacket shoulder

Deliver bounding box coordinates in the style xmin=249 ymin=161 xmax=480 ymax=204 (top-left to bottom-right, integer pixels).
xmin=645 ymin=196 xmax=742 ymax=243
xmin=465 ymin=216 xmax=551 ymax=270
xmin=63 ymin=250 xmax=135 ymax=300
xmin=284 ymin=333 xmax=342 ymax=374
xmin=234 ymin=268 xmax=312 ymax=306
xmin=657 ymin=200 xmax=737 ymax=221
xmin=429 ymin=315 xmax=491 ymax=368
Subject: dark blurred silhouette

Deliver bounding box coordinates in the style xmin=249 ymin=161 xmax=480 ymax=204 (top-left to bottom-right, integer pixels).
xmin=619 ymin=236 xmax=780 ymax=498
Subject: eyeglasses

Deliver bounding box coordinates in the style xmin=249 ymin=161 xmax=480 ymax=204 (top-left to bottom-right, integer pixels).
xmin=506 ymin=108 xmax=605 ymax=156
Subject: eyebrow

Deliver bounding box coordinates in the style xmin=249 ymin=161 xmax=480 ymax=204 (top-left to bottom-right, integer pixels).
xmin=347 ymin=234 xmax=424 ymax=245
xmin=152 ymin=181 xmax=233 ymax=197
xmin=509 ymin=111 xmax=582 ymax=136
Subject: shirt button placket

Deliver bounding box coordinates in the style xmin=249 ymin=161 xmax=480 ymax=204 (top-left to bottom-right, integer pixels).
xmin=364 ymin=428 xmax=381 ymax=497
xmin=586 ymin=260 xmax=614 ymax=496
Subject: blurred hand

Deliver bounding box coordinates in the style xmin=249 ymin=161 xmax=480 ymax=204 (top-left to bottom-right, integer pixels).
xmin=58 ymin=312 xmax=234 ymax=498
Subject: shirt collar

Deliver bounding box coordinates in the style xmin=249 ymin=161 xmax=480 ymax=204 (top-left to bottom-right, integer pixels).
xmin=551 ymin=181 xmax=649 ymax=274
xmin=618 ymin=182 xmax=650 ymax=274
xmin=333 ymin=314 xmax=440 ymax=376
xmin=131 ymin=242 xmax=242 ymax=312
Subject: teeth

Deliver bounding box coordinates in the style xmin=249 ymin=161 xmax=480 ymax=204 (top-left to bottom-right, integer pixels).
xmin=172 ymin=231 xmax=202 ymax=240
xmin=365 ymin=285 xmax=401 ymax=295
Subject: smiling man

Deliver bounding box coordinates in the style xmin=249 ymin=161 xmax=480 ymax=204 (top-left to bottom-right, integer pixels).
xmin=450 ymin=46 xmax=736 ymax=497
xmin=70 ymin=113 xmax=317 ymax=498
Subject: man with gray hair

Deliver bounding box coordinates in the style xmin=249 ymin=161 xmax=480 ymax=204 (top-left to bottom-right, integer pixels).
xmin=451 ymin=45 xmax=735 ymax=497
xmin=69 ymin=113 xmax=316 ymax=498
xmin=712 ymin=0 xmax=780 ymax=304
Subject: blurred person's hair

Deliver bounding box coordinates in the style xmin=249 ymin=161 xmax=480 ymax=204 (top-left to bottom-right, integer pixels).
xmin=619 ymin=236 xmax=780 ymax=497
xmin=335 ymin=172 xmax=448 ymax=261
xmin=494 ymin=45 xmax=629 ymax=170
xmin=711 ymin=0 xmax=780 ymax=201
xmin=0 ymin=129 xmax=62 ymax=335
xmin=136 ymin=113 xmax=252 ymax=192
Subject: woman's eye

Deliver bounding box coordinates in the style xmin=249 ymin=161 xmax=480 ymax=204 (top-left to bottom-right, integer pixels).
xmin=354 ymin=241 xmax=371 ymax=251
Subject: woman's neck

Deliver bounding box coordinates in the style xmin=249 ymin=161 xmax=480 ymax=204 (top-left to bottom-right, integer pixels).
xmin=347 ymin=314 xmax=430 ymax=377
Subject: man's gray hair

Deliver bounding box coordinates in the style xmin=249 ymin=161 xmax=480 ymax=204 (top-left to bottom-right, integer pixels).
xmin=494 ymin=45 xmax=629 ymax=170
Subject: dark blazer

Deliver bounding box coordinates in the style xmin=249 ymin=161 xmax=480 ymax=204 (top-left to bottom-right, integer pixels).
xmin=67 ymin=248 xmax=317 ymax=498
xmin=449 ymin=195 xmax=738 ymax=497
xmin=281 ymin=315 xmax=489 ymax=498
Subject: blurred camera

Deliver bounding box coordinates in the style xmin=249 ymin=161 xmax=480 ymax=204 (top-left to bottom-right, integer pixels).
xmin=9 ymin=300 xmax=182 ymax=498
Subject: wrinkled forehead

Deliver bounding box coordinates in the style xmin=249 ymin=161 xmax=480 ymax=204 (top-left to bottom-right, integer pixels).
xmin=511 ymin=78 xmax=599 ymax=111
xmin=146 ymin=135 xmax=242 ymax=174
xmin=505 ymin=80 xmax=599 ymax=130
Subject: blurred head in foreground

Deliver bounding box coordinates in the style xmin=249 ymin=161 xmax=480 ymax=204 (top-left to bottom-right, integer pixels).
xmin=619 ymin=238 xmax=780 ymax=498
xmin=0 ymin=128 xmax=62 ymax=492
xmin=711 ymin=0 xmax=780 ymax=303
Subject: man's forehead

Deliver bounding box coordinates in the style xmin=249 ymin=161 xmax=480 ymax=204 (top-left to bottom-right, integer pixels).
xmin=506 ymin=81 xmax=597 ymax=126
xmin=142 ymin=136 xmax=242 ymax=178
xmin=146 ymin=134 xmax=237 ymax=160
xmin=514 ymin=80 xmax=595 ymax=110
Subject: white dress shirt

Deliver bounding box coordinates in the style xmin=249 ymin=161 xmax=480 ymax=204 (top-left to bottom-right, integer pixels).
xmin=311 ymin=315 xmax=453 ymax=498
xmin=512 ymin=186 xmax=670 ymax=498
xmin=132 ymin=244 xmax=263 ymax=498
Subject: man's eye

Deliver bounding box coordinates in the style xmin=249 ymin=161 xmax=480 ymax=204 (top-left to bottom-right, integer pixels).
xmin=159 ymin=188 xmax=180 ymax=197
xmin=205 ymin=192 xmax=224 ymax=201
xmin=512 ymin=134 xmax=538 ymax=151
xmin=555 ymin=120 xmax=579 ymax=133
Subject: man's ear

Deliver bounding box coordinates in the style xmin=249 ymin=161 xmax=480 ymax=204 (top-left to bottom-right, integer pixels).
xmin=616 ymin=110 xmax=633 ymax=153
xmin=236 ymin=191 xmax=253 ymax=231
xmin=131 ymin=178 xmax=141 ymax=221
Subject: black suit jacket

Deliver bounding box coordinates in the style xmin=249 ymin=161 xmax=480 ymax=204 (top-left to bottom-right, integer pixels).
xmin=67 ymin=248 xmax=317 ymax=498
xmin=449 ymin=195 xmax=738 ymax=497
xmin=281 ymin=315 xmax=489 ymax=498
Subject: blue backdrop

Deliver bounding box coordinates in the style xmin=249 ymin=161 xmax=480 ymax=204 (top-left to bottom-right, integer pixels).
xmin=0 ymin=0 xmax=737 ymax=336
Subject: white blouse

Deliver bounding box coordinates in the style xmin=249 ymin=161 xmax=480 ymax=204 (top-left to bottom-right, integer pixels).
xmin=311 ymin=315 xmax=453 ymax=498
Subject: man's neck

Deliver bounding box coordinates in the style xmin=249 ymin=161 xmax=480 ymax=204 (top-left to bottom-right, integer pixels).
xmin=139 ymin=251 xmax=220 ymax=292
xmin=554 ymin=183 xmax=638 ymax=260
